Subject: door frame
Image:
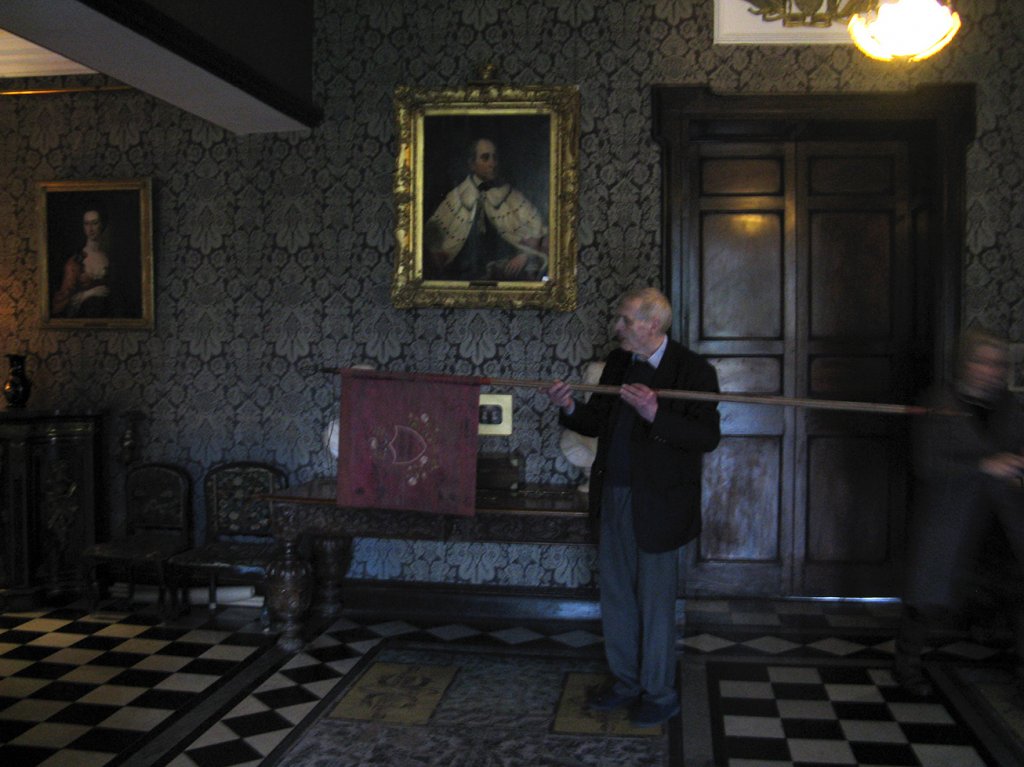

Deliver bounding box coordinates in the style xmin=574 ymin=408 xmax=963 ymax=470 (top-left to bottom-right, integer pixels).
xmin=652 ymin=85 xmax=976 ymax=597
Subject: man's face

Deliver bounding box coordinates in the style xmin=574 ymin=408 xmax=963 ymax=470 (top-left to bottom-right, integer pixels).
xmin=962 ymin=343 xmax=1009 ymax=400
xmin=83 ymin=210 xmax=103 ymax=242
xmin=470 ymin=140 xmax=498 ymax=182
xmin=613 ymin=298 xmax=658 ymax=355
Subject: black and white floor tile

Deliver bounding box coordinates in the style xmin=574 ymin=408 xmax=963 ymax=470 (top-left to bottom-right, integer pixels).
xmin=683 ymin=658 xmax=996 ymax=766
xmin=0 ymin=596 xmax=1022 ymax=766
xmin=0 ymin=605 xmax=276 ymax=767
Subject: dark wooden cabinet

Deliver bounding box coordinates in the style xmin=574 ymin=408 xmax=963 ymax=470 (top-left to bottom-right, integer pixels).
xmin=0 ymin=412 xmax=102 ymax=605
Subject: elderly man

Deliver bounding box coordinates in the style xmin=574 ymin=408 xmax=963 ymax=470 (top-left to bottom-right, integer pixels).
xmin=548 ymin=287 xmax=721 ymax=727
xmin=424 ymin=137 xmax=547 ymax=281
xmin=896 ymin=329 xmax=1024 ymax=696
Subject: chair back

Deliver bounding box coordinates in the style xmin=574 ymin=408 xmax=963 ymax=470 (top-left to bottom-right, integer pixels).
xmin=126 ymin=463 xmax=192 ymax=544
xmin=204 ymin=461 xmax=287 ymax=540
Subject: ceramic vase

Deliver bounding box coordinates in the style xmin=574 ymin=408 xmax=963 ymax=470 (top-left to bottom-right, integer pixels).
xmin=3 ymin=354 xmax=32 ymax=408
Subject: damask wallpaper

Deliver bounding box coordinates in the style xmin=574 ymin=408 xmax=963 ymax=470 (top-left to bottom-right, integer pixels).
xmin=0 ymin=0 xmax=1020 ymax=590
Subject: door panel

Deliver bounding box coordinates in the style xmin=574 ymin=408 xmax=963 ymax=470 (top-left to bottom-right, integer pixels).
xmin=702 ymin=438 xmax=781 ymax=561
xmin=808 ymin=155 xmax=894 ymax=195
xmin=701 ymin=212 xmax=783 ymax=339
xmin=684 ymin=139 xmax=914 ymax=597
xmin=806 ymin=436 xmax=892 ymax=564
xmin=797 ymin=142 xmax=911 ymax=595
xmin=701 ymin=156 xmax=783 ymax=196
xmin=809 ymin=357 xmax=892 ymax=397
xmin=809 ymin=211 xmax=892 ymax=339
xmin=686 ymin=143 xmax=794 ymax=595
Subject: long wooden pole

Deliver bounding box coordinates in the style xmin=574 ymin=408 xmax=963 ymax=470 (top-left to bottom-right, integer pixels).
xmin=480 ymin=377 xmax=930 ymax=416
xmin=321 ymin=368 xmax=936 ymax=416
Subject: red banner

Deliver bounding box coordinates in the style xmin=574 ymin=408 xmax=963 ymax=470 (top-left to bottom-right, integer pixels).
xmin=335 ymin=369 xmax=480 ymax=516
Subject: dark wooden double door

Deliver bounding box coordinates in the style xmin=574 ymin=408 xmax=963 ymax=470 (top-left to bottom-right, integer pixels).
xmin=654 ymin=86 xmax=974 ymax=597
xmin=684 ymin=138 xmax=927 ymax=597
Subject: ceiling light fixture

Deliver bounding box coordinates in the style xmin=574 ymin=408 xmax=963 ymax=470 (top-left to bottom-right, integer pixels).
xmin=742 ymin=0 xmax=961 ymax=62
xmin=848 ymin=0 xmax=961 ymax=62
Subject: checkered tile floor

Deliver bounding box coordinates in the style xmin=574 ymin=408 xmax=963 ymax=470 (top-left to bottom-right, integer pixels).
xmin=677 ymin=599 xmax=1022 ymax=766
xmin=707 ymin=660 xmax=993 ymax=766
xmin=1 ymin=598 xmax=1022 ymax=766
xmin=0 ymin=606 xmax=275 ymax=767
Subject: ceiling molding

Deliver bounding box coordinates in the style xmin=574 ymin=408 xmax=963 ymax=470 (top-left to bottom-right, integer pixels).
xmin=0 ymin=29 xmax=95 ymax=77
xmin=0 ymin=0 xmax=319 ymax=134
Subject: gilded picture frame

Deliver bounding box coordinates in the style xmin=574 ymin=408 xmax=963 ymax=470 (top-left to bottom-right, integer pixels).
xmin=392 ymin=83 xmax=579 ymax=310
xmin=38 ymin=178 xmax=154 ymax=330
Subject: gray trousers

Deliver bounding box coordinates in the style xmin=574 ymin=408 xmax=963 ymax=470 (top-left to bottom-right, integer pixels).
xmin=600 ymin=485 xmax=680 ymax=706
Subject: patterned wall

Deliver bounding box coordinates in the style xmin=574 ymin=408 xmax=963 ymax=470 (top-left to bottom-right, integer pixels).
xmin=0 ymin=0 xmax=1020 ymax=589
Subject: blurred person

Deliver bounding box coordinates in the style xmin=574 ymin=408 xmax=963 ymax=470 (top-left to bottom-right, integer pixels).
xmin=895 ymin=329 xmax=1024 ymax=696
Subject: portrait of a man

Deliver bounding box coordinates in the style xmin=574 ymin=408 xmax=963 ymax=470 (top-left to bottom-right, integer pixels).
xmin=421 ymin=115 xmax=551 ymax=283
xmin=39 ymin=180 xmax=153 ymax=329
xmin=391 ymin=84 xmax=579 ymax=310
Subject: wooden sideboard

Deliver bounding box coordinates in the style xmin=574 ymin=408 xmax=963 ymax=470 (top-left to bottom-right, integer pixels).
xmin=265 ymin=478 xmax=592 ymax=651
xmin=0 ymin=411 xmax=102 ymax=607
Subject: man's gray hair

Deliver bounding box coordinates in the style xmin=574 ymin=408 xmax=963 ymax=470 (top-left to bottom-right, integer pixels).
xmin=956 ymin=326 xmax=1008 ymax=377
xmin=620 ymin=287 xmax=672 ymax=333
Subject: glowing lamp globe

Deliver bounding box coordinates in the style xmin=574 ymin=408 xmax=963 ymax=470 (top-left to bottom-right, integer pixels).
xmin=848 ymin=0 xmax=961 ymax=62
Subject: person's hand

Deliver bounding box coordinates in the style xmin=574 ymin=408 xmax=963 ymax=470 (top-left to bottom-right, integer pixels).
xmin=621 ymin=383 xmax=658 ymax=422
xmin=428 ymin=250 xmax=451 ymax=271
xmin=502 ymin=253 xmax=529 ymax=277
xmin=70 ymin=285 xmax=109 ymax=308
xmin=547 ymin=380 xmax=574 ymax=410
xmin=980 ymin=452 xmax=1024 ymax=481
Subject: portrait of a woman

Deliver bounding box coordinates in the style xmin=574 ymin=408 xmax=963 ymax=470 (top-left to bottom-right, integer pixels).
xmin=39 ymin=180 xmax=152 ymax=328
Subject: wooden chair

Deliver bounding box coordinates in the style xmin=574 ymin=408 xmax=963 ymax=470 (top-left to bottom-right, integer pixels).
xmin=168 ymin=461 xmax=287 ymax=614
xmin=82 ymin=463 xmax=192 ymax=614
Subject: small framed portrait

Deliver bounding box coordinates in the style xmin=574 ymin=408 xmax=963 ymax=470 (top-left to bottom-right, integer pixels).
xmin=391 ymin=83 xmax=579 ymax=310
xmin=38 ymin=179 xmax=154 ymax=329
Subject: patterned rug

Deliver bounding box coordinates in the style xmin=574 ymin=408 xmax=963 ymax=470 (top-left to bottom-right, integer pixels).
xmin=553 ymin=672 xmax=663 ymax=737
xmin=328 ymin=661 xmax=458 ymax=725
xmin=270 ymin=643 xmax=672 ymax=766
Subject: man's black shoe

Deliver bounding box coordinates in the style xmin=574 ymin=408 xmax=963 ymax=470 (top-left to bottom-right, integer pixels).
xmin=586 ymin=688 xmax=639 ymax=712
xmin=630 ymin=698 xmax=681 ymax=727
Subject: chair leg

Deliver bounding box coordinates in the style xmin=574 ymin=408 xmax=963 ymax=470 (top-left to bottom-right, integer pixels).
xmin=87 ymin=561 xmax=101 ymax=613
xmin=170 ymin=565 xmax=188 ymax=617
xmin=208 ymin=574 xmax=218 ymax=612
xmin=127 ymin=566 xmax=137 ymax=608
xmin=155 ymin=562 xmax=167 ymax=617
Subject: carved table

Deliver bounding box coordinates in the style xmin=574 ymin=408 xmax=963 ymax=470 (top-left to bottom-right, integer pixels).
xmin=265 ymin=478 xmax=591 ymax=651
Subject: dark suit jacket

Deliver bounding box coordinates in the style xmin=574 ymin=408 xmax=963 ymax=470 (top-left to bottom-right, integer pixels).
xmin=904 ymin=383 xmax=1024 ymax=608
xmin=560 ymin=340 xmax=721 ymax=553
